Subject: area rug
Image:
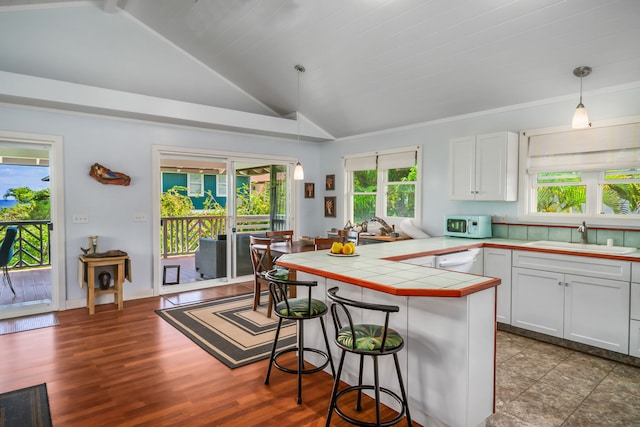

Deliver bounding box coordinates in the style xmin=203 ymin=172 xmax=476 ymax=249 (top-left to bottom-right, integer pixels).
xmin=0 ymin=313 xmax=59 ymax=335
xmin=156 ymin=293 xmax=296 ymax=369
xmin=0 ymin=383 xmax=53 ymax=427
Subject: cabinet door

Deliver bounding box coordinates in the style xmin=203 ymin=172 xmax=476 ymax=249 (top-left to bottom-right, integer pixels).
xmin=475 ymin=132 xmax=518 ymax=201
xmin=448 ymin=136 xmax=475 ymax=200
xmin=564 ymin=274 xmax=629 ymax=353
xmin=630 ymin=320 xmax=640 ymax=358
xmin=484 ymin=248 xmax=511 ymax=324
xmin=512 ymin=267 xmax=564 ymax=337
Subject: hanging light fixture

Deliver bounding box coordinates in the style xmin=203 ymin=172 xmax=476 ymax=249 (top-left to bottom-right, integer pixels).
xmin=293 ymin=64 xmax=305 ymax=180
xmin=571 ymin=66 xmax=592 ymax=129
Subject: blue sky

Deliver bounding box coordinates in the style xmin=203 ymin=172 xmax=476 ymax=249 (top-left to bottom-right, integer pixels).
xmin=0 ymin=165 xmax=50 ymax=199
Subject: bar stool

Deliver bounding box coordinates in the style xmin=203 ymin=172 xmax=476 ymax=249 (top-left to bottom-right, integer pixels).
xmin=264 ymin=269 xmax=335 ymax=404
xmin=326 ymin=286 xmax=412 ymax=427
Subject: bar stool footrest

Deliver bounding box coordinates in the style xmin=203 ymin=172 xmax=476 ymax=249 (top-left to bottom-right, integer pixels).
xmin=333 ymin=385 xmax=406 ymax=427
xmin=273 ymin=347 xmax=330 ymax=375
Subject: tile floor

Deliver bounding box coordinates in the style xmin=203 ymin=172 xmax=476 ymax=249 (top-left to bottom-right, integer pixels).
xmin=487 ymin=331 xmax=640 ymax=426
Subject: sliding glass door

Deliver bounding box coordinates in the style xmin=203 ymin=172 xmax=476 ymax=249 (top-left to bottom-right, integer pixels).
xmin=156 ymin=149 xmax=293 ymax=293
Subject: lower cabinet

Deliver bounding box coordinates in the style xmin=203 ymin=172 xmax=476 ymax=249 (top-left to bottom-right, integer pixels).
xmin=483 ymin=248 xmax=512 ymax=324
xmin=512 ymin=267 xmax=630 ymax=353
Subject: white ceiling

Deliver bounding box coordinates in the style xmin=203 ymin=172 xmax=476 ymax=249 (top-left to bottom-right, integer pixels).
xmin=0 ymin=0 xmax=639 ymax=139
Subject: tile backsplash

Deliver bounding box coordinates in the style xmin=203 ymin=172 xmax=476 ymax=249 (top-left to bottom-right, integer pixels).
xmin=491 ymin=223 xmax=640 ymax=249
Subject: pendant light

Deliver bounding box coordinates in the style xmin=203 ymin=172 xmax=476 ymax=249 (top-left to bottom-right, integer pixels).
xmin=571 ymin=66 xmax=592 ymax=129
xmin=293 ymin=64 xmax=305 ymax=180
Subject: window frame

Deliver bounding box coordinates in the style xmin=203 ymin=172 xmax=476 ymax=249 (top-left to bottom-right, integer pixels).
xmin=187 ymin=173 xmax=204 ymax=197
xmin=216 ymin=174 xmax=227 ymax=197
xmin=344 ymin=146 xmax=421 ymax=225
xmin=518 ymin=117 xmax=640 ymax=226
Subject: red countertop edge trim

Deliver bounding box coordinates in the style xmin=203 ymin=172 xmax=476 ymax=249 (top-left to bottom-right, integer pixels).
xmin=275 ymin=259 xmax=500 ymax=298
xmin=276 ymin=240 xmax=640 ymax=298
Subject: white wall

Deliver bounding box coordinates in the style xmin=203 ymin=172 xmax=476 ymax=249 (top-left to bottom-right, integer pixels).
xmin=319 ymin=84 xmax=640 ymax=236
xmin=0 ymin=104 xmax=321 ymax=306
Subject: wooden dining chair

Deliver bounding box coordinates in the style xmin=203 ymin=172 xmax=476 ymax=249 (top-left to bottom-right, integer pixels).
xmin=266 ymin=230 xmax=293 ymax=245
xmin=314 ymin=237 xmax=344 ymax=251
xmin=249 ymin=236 xmax=274 ymax=317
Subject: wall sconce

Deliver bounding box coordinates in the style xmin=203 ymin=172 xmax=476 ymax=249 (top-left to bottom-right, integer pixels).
xmin=571 ymin=66 xmax=592 ymax=129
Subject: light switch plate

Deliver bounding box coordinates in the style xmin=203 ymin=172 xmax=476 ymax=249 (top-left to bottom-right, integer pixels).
xmin=133 ymin=213 xmax=147 ymax=222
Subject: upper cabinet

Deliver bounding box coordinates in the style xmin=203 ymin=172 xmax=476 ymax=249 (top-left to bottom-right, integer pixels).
xmin=448 ymin=131 xmax=519 ymax=201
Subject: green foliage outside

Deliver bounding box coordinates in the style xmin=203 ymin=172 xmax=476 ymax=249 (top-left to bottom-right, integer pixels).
xmin=386 ymin=167 xmax=416 ymax=218
xmin=352 ymin=166 xmax=417 ymax=222
xmin=536 ymin=170 xmax=640 ymax=214
xmin=353 ymin=170 xmax=376 ymax=223
xmin=0 ymin=187 xmax=51 ymax=267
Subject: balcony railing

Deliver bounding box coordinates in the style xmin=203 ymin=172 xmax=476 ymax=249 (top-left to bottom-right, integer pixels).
xmin=161 ymin=214 xmax=270 ymax=257
xmin=0 ymin=220 xmax=51 ymax=270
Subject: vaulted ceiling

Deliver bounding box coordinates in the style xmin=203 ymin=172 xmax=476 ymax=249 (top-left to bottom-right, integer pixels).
xmin=0 ymin=0 xmax=639 ymax=139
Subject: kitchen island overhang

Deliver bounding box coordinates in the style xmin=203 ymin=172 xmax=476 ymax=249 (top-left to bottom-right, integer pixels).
xmin=276 ymin=240 xmax=499 ymax=427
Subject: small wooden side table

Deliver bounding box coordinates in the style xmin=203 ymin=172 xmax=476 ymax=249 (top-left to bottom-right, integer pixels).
xmin=79 ymin=255 xmax=131 ymax=315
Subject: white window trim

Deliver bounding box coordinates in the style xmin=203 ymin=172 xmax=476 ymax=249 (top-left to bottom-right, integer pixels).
xmin=343 ymin=145 xmax=422 ymax=225
xmin=517 ymin=115 xmax=640 ymax=226
xmin=187 ymin=173 xmax=204 ymax=197
xmin=216 ymin=174 xmax=227 ymax=197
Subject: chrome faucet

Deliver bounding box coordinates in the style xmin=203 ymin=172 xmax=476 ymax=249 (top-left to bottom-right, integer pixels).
xmin=578 ymin=221 xmax=588 ymax=244
xmin=370 ymin=216 xmax=394 ymax=235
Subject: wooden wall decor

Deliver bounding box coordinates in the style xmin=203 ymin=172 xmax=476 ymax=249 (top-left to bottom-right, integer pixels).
xmin=89 ymin=163 xmax=131 ymax=186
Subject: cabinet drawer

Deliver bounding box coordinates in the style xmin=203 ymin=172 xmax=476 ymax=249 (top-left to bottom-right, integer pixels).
xmin=513 ymin=250 xmax=630 ymax=282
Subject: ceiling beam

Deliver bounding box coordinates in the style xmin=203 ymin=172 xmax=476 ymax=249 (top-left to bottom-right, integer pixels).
xmin=0 ymin=71 xmax=335 ymax=142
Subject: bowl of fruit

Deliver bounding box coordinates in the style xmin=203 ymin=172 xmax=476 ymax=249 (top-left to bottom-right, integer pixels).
xmin=327 ymin=241 xmax=358 ymax=257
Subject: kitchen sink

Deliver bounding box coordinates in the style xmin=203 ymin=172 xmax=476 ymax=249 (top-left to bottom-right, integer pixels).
xmin=523 ymin=240 xmax=637 ymax=255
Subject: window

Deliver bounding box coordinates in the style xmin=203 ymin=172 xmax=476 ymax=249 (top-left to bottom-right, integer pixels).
xmin=187 ymin=173 xmax=203 ymax=197
xmin=216 ymin=174 xmax=227 ymax=197
xmin=345 ymin=147 xmax=420 ymax=224
xmin=521 ymin=121 xmax=640 ymax=222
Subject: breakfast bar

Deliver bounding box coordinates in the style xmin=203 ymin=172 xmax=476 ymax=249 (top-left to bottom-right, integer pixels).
xmin=276 ymin=239 xmax=501 ymax=427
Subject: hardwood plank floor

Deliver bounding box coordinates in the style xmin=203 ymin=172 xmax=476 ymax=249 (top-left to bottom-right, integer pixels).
xmin=0 ymin=283 xmax=414 ymax=426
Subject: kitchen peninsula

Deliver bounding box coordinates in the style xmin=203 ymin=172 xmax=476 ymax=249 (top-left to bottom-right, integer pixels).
xmin=276 ymin=239 xmax=501 ymax=427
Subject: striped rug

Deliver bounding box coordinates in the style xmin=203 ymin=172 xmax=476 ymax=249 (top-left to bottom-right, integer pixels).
xmin=156 ymin=293 xmax=296 ymax=368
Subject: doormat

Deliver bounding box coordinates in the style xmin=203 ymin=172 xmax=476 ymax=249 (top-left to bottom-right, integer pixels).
xmin=156 ymin=293 xmax=296 ymax=369
xmin=0 ymin=313 xmax=59 ymax=335
xmin=0 ymin=383 xmax=53 ymax=427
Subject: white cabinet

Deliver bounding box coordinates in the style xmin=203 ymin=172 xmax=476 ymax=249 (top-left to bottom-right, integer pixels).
xmin=448 ymin=131 xmax=518 ymax=201
xmin=511 ymin=251 xmax=630 ymax=354
xmin=483 ymin=248 xmax=512 ymax=324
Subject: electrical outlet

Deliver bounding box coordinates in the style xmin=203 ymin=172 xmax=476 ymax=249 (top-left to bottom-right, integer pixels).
xmin=72 ymin=214 xmax=89 ymax=224
xmin=133 ymin=213 xmax=147 ymax=222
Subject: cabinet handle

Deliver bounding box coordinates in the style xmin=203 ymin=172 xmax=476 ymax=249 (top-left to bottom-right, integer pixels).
xmin=558 ymin=281 xmax=563 ymax=286
xmin=565 ymin=282 xmax=569 ymax=287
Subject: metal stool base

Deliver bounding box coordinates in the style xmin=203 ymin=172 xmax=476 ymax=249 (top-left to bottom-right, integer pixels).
xmin=333 ymin=385 xmax=406 ymax=427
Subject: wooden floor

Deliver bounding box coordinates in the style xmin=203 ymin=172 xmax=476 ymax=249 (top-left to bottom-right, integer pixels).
xmin=0 ymin=283 xmax=415 ymax=427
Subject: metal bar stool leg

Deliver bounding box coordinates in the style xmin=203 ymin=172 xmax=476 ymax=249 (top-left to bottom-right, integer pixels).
xmin=394 ymin=353 xmax=412 ymax=425
xmin=326 ymin=350 xmax=346 ymax=427
xmin=297 ymin=319 xmax=304 ymax=404
xmin=264 ymin=317 xmax=283 ymax=385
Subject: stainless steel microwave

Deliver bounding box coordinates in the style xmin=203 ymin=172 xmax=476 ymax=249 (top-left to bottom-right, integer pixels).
xmin=444 ymin=215 xmax=492 ymax=238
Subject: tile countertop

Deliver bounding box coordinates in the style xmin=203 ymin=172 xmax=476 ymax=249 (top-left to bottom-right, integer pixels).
xmin=275 ymin=237 xmax=640 ymax=298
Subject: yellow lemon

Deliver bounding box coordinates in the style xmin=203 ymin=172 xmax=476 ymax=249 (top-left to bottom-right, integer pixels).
xmin=331 ymin=242 xmax=343 ymax=254
xmin=342 ymin=244 xmax=354 ymax=255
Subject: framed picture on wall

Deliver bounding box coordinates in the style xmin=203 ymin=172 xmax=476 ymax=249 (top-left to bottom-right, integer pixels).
xmin=304 ymin=182 xmax=315 ymax=198
xmin=325 ymin=174 xmax=335 ymax=191
xmin=324 ymin=196 xmax=336 ymax=218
